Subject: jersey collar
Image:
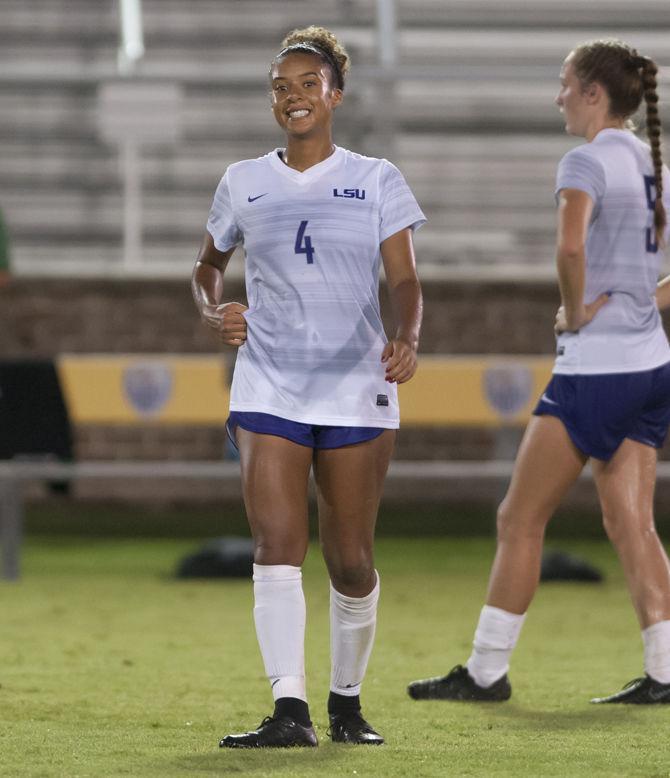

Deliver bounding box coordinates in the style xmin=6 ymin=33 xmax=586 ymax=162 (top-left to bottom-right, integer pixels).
xmin=592 ymin=128 xmax=635 ymax=144
xmin=268 ymin=145 xmax=344 ymax=185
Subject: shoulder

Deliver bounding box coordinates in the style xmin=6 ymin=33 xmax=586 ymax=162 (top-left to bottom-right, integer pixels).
xmin=224 ymin=151 xmax=278 ymax=179
xmin=337 ymin=146 xmax=395 ymax=173
xmin=213 ymin=152 xmax=281 ymax=204
xmin=557 ymin=144 xmax=607 ymax=185
xmin=559 ymin=143 xmax=603 ymax=169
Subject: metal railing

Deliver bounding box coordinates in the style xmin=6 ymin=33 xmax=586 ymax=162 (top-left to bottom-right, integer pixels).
xmin=0 ymin=458 xmax=508 ymax=581
xmin=0 ymin=456 xmax=609 ymax=581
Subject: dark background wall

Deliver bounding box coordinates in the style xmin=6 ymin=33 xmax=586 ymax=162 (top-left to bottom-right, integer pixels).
xmin=2 ymin=278 xmax=668 ymax=467
xmin=0 ymin=278 xmax=559 ymax=356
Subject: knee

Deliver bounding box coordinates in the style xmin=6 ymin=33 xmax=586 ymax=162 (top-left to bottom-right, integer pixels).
xmin=602 ymin=510 xmax=654 ymax=547
xmin=330 ymin=565 xmax=373 ymax=593
xmin=496 ymin=499 xmax=547 ymax=542
xmin=253 ymin=537 xmax=307 ymax=567
xmin=324 ymin=549 xmax=375 ymax=594
xmin=496 ymin=499 xmax=522 ymax=539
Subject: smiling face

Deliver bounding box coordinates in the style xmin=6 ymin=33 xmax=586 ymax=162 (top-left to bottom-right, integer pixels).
xmin=270 ymin=52 xmax=342 ymax=139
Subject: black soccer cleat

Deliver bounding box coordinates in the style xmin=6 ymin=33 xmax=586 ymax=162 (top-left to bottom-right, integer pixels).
xmin=407 ymin=664 xmax=511 ymax=702
xmin=328 ymin=711 xmax=384 ymax=745
xmin=590 ymin=675 xmax=670 ymax=704
xmin=219 ymin=715 xmax=318 ymax=748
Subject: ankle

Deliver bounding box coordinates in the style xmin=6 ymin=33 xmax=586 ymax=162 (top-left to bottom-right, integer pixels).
xmin=328 ymin=691 xmax=361 ymax=716
xmin=273 ymin=697 xmax=311 ymax=728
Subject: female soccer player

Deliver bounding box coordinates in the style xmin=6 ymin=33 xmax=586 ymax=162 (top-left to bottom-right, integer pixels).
xmin=408 ymin=39 xmax=670 ymax=705
xmin=193 ymin=27 xmax=424 ymax=746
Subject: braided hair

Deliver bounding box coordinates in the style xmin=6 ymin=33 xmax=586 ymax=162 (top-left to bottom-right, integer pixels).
xmin=640 ymin=57 xmax=666 ymax=245
xmin=272 ymin=26 xmax=350 ymax=91
xmin=571 ymin=40 xmax=666 ymax=245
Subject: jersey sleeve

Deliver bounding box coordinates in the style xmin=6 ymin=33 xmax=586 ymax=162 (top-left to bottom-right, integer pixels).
xmin=378 ymin=161 xmax=426 ymax=243
xmin=206 ymin=169 xmax=243 ymax=252
xmin=555 ymin=146 xmax=606 ymax=206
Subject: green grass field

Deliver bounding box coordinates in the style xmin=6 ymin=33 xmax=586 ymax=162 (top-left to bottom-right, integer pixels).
xmin=2 ymin=532 xmax=670 ymax=777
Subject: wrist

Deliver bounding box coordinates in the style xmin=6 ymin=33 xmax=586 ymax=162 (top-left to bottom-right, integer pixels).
xmin=564 ymin=305 xmax=586 ymax=331
xmin=395 ymin=332 xmax=419 ymax=351
xmin=199 ymin=301 xmax=220 ymax=318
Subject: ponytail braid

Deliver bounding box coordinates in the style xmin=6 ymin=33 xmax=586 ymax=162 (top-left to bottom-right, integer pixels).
xmin=571 ymin=40 xmax=667 ymax=246
xmin=640 ymin=58 xmax=667 ymax=245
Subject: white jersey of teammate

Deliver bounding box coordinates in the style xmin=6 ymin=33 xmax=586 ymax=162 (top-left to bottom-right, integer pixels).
xmin=207 ymin=145 xmax=426 ymax=427
xmin=554 ymin=128 xmax=670 ymax=375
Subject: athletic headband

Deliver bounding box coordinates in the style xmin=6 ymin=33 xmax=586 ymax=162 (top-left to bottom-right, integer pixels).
xmin=276 ymin=42 xmax=344 ymax=89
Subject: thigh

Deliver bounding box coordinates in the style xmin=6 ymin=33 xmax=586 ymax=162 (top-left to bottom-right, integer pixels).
xmin=501 ymin=414 xmax=588 ymax=523
xmin=236 ymin=427 xmax=313 ymax=565
xmin=313 ymin=429 xmax=396 ymax=551
xmin=591 ymin=438 xmax=657 ymax=525
xmin=630 ymin=362 xmax=670 ymax=450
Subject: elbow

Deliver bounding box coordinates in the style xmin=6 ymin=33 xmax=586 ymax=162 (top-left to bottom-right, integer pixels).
xmin=389 ymin=275 xmax=422 ymax=296
xmin=556 ymin=243 xmax=584 ymax=261
xmin=556 ymin=246 xmax=584 ymax=261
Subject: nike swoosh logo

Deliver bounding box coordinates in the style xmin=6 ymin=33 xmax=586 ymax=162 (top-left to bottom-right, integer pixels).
xmin=271 ymin=679 xmax=280 ymax=688
xmin=540 ymin=393 xmax=559 ymax=406
xmin=648 ymin=686 xmax=670 ymax=701
xmin=248 ymin=193 xmax=269 ymax=202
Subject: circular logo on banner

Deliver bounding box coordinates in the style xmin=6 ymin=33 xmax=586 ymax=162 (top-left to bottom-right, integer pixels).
xmin=123 ymin=362 xmax=174 ymax=418
xmin=483 ymin=364 xmax=533 ymax=419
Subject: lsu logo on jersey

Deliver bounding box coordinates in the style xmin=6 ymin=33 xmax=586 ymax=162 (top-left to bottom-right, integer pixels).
xmin=333 ymin=188 xmax=366 ymax=200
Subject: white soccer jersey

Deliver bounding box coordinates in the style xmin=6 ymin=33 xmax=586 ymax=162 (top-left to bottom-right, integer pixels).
xmin=207 ymin=146 xmax=426 ymax=427
xmin=554 ymin=128 xmax=670 ymax=375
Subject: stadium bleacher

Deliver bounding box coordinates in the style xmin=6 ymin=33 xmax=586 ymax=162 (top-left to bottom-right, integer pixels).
xmin=1 ymin=0 xmax=668 ymax=278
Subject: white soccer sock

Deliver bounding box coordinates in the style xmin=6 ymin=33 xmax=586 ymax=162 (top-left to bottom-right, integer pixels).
xmin=330 ymin=572 xmax=380 ymax=697
xmin=253 ymin=563 xmax=307 ymax=702
xmin=466 ymin=604 xmax=526 ymax=688
xmin=642 ymin=620 xmax=670 ymax=684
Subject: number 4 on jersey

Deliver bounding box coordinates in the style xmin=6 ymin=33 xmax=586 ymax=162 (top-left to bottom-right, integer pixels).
xmin=294 ymin=220 xmax=315 ymax=264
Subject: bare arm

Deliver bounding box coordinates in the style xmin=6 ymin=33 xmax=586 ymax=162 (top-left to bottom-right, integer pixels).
xmin=656 ymin=275 xmax=670 ymax=312
xmin=554 ymin=189 xmax=609 ymax=333
xmin=380 ymin=227 xmax=423 ymax=384
xmin=191 ymin=232 xmax=248 ymax=347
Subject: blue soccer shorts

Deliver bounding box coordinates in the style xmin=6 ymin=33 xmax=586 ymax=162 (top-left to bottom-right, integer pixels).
xmin=226 ymin=411 xmax=387 ymax=450
xmin=533 ymin=361 xmax=670 ymax=461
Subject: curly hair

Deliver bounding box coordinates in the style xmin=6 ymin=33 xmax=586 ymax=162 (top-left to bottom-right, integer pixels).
xmin=272 ymin=26 xmax=350 ymax=91
xmin=571 ymin=39 xmax=666 ymax=244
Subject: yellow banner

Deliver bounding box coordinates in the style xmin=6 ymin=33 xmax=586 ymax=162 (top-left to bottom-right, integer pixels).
xmin=398 ymin=356 xmax=553 ymax=426
xmin=57 ymin=355 xmax=230 ymax=424
xmin=56 ymin=354 xmax=554 ymax=427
